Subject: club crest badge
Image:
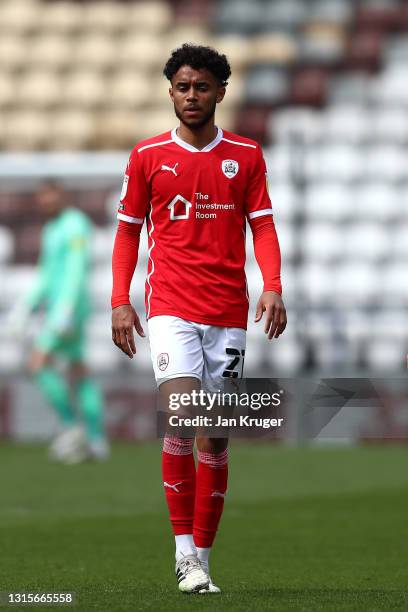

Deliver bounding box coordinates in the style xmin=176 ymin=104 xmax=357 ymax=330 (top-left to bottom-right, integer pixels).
xmin=222 ymin=159 xmax=239 ymax=179
xmin=157 ymin=353 xmax=169 ymax=371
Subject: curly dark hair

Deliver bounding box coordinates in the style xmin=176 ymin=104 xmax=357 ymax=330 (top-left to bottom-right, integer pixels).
xmin=163 ymin=43 xmax=231 ymax=86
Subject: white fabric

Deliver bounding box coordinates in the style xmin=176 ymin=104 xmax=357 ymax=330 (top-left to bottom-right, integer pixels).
xmin=148 ymin=315 xmax=246 ymax=390
xmin=175 ymin=534 xmax=196 ymax=561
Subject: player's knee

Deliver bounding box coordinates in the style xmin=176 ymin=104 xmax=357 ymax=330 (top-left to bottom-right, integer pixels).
xmin=196 ymin=436 xmax=228 ymax=454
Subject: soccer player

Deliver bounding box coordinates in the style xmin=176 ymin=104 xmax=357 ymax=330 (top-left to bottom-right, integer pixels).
xmin=111 ymin=44 xmax=286 ymax=593
xmin=10 ymin=181 xmax=108 ymax=463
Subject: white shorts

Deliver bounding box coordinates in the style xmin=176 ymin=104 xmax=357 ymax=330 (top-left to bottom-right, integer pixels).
xmin=148 ymin=315 xmax=246 ymax=389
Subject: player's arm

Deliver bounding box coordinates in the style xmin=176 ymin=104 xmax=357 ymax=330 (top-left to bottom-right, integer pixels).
xmin=111 ymin=221 xmax=145 ymax=358
xmin=246 ymin=145 xmax=287 ymax=340
xmin=250 ymin=215 xmax=286 ymax=339
xmin=111 ymin=149 xmax=149 ymax=358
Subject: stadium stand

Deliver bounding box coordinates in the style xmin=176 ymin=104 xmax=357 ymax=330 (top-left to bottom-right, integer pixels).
xmin=0 ymin=0 xmax=407 ymax=378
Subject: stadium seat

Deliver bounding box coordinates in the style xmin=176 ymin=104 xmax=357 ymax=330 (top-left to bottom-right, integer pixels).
xmin=289 ymin=68 xmax=329 ymax=107
xmin=3 ymin=111 xmax=48 ymax=150
xmin=62 ymin=72 xmax=106 ymax=109
xmin=364 ymin=145 xmax=407 ymax=182
xmin=73 ymin=35 xmax=118 ymax=70
xmin=262 ymin=0 xmax=307 ymax=31
xmin=82 ymin=2 xmax=126 ymax=34
xmin=380 ymin=262 xmax=408 ymax=304
xmin=353 ymin=182 xmax=401 ymax=222
xmin=269 ymin=108 xmax=322 ymax=143
xmin=366 ymin=339 xmax=406 ymax=372
xmin=0 ymin=72 xmax=15 ymax=108
xmin=298 ymin=263 xmax=336 ymax=305
xmin=38 ymin=2 xmax=83 ymax=34
xmin=344 ymin=223 xmax=390 ymax=262
xmin=299 ymin=24 xmax=346 ymax=65
xmin=245 ymin=67 xmax=289 ymax=105
xmin=328 ymin=73 xmax=372 ymax=105
xmin=28 ymin=35 xmax=73 ymax=70
xmin=125 ymin=1 xmax=172 ymax=33
xmin=0 ymin=227 xmax=14 ymax=264
xmin=16 ymin=71 xmax=61 ymax=109
xmin=212 ymin=35 xmax=252 ymax=70
xmin=300 ymin=223 xmax=343 ymax=262
xmin=119 ymin=35 xmax=164 ymax=69
xmin=333 ymin=263 xmax=378 ymax=306
xmin=371 ymin=66 xmax=408 ymax=105
xmin=0 ymin=36 xmax=28 ymax=71
xmin=372 ymin=108 xmax=408 ymax=144
xmin=2 ymin=265 xmax=36 ymax=305
xmin=91 ymin=227 xmax=115 ymax=264
xmin=108 ymin=71 xmax=152 ymax=109
xmin=391 ymin=222 xmax=408 ymax=259
xmin=305 ymin=145 xmax=363 ymax=182
xmin=306 ymin=0 xmax=353 ymax=25
xmin=251 ymin=33 xmax=298 ymax=65
xmin=0 ymin=1 xmax=38 ymax=34
xmin=323 ymin=105 xmax=371 ymax=144
xmin=265 ymin=180 xmax=298 ymax=220
xmin=50 ymin=111 xmax=95 ymax=150
xmin=215 ymin=0 xmax=264 ymax=35
xmin=304 ymin=183 xmax=354 ymax=221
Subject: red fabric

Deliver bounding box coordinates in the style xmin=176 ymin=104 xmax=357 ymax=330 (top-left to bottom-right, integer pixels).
xmin=116 ymin=129 xmax=273 ymax=329
xmin=250 ymin=215 xmax=282 ymax=295
xmin=193 ymin=459 xmax=228 ymax=548
xmin=162 ymin=451 xmax=196 ymax=535
xmin=111 ymin=220 xmax=141 ymax=309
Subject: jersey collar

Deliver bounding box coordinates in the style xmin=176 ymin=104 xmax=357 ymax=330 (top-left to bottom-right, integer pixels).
xmin=171 ymin=126 xmax=223 ymax=153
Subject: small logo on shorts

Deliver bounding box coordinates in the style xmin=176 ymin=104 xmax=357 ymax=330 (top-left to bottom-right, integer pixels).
xmin=157 ymin=353 xmax=169 ymax=371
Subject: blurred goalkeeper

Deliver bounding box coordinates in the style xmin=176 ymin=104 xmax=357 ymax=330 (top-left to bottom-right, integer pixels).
xmin=10 ymin=180 xmax=109 ymax=463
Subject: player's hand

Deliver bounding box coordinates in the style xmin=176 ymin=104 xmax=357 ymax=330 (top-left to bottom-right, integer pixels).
xmin=111 ymin=304 xmax=145 ymax=358
xmin=254 ymin=291 xmax=287 ymax=339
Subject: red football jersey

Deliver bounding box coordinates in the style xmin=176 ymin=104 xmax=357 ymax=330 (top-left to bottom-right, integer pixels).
xmin=117 ymin=127 xmax=273 ymax=329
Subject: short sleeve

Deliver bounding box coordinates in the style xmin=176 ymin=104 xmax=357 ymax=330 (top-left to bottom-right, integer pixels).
xmin=245 ymin=145 xmax=273 ymax=221
xmin=117 ymin=149 xmax=150 ymax=225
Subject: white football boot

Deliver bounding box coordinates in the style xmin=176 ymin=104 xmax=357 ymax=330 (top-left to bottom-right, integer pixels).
xmin=175 ymin=554 xmax=209 ymax=593
xmin=198 ymin=564 xmax=221 ymax=594
xmin=49 ymin=425 xmax=87 ymax=464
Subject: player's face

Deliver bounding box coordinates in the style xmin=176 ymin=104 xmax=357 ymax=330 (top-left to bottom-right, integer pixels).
xmin=36 ymin=186 xmax=65 ymax=218
xmin=169 ymin=66 xmax=225 ymax=129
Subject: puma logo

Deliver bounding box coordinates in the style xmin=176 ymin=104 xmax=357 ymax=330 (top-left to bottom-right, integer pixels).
xmin=211 ymin=491 xmax=226 ymax=499
xmin=164 ymin=481 xmax=182 ymax=493
xmin=161 ymin=163 xmax=179 ymax=176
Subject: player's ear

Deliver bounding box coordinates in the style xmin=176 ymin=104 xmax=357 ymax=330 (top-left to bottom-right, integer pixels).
xmin=216 ymin=86 xmax=226 ymax=104
xmin=169 ymin=86 xmax=174 ymax=101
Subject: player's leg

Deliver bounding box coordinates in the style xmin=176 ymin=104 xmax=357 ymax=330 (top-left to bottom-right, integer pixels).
xmin=28 ymin=347 xmax=77 ymax=428
xmin=194 ymin=325 xmax=246 ymax=593
xmin=148 ymin=315 xmax=209 ymax=593
xmin=69 ymin=360 xmax=109 ymax=460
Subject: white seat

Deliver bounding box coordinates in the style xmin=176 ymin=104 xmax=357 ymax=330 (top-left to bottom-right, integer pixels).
xmin=3 ymin=265 xmax=36 ymax=305
xmin=391 ymin=223 xmax=408 ymax=259
xmin=264 ymin=145 xmax=294 ymax=182
xmin=372 ymin=108 xmax=408 ymax=144
xmin=333 ymin=263 xmax=378 ymax=306
xmin=366 ymin=339 xmax=406 ymax=372
xmin=62 ymin=72 xmax=106 ymax=108
xmin=0 ymin=226 xmax=14 ymax=263
xmin=274 ymin=222 xmax=295 ymax=260
xmin=344 ymin=223 xmax=390 ymax=262
xmin=305 ymin=145 xmax=363 ymax=182
xmin=364 ymin=145 xmax=408 ymax=182
xmin=16 ymin=71 xmax=61 ymax=108
xmin=381 ymin=263 xmax=408 ymax=304
xmin=108 ymin=71 xmax=152 ymax=109
xmin=353 ymin=182 xmax=400 ymax=221
xmin=299 ymin=263 xmax=336 ymax=305
xmin=267 ymin=181 xmax=298 ymax=221
xmin=269 ymin=108 xmax=321 ymax=143
xmin=304 ymin=183 xmax=354 ymax=221
xmin=91 ymin=228 xmax=115 ymax=263
xmin=323 ymin=106 xmax=371 ymax=144
xmin=371 ymin=67 xmax=408 ymax=105
xmin=300 ymin=223 xmax=342 ymax=262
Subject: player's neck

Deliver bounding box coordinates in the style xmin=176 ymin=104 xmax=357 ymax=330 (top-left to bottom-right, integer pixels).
xmin=176 ymin=121 xmax=218 ymax=151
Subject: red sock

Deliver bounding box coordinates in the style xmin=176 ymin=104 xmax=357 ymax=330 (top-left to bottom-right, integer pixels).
xmin=193 ymin=449 xmax=228 ymax=548
xmin=162 ymin=436 xmax=196 ymax=535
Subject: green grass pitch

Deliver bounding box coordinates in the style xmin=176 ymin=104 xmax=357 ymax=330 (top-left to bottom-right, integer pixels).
xmin=1 ymin=442 xmax=407 ymax=611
